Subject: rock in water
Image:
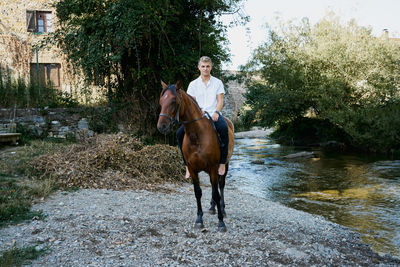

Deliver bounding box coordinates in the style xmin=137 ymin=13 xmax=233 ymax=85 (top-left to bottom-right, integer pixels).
xmin=282 ymin=151 xmax=315 ymax=159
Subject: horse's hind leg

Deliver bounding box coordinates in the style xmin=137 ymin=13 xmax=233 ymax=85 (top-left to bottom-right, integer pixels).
xmin=209 ymin=163 xmax=228 ymax=217
xmin=211 ymin=171 xmax=226 ymax=232
xmin=219 ymin=163 xmax=228 ymax=217
xmin=192 ymin=173 xmax=204 ymax=228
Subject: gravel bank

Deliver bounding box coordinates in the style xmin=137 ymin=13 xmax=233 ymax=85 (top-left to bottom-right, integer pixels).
xmin=1 ymin=174 xmax=399 ymax=266
xmin=234 ymin=127 xmax=274 ymax=139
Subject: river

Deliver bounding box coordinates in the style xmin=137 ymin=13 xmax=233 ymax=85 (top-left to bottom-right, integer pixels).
xmin=229 ymin=137 xmax=400 ymax=258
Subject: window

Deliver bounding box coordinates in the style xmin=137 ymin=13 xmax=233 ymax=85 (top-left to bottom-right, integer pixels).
xmin=26 ymin=11 xmax=53 ymax=33
xmin=30 ymin=63 xmax=61 ymax=89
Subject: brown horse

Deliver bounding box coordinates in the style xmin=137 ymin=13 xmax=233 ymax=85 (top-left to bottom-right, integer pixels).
xmin=157 ymin=81 xmax=234 ymax=232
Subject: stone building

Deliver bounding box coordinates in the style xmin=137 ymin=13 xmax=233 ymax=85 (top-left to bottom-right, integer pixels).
xmin=0 ymin=1 xmax=247 ymax=119
xmin=0 ymin=0 xmax=81 ymax=94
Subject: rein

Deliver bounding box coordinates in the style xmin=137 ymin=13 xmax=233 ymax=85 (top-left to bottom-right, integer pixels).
xmin=159 ymin=87 xmax=205 ymax=125
xmin=181 ymin=113 xmax=206 ymax=125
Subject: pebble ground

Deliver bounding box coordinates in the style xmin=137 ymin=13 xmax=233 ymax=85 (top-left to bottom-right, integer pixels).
xmin=1 ymin=175 xmax=399 ymax=266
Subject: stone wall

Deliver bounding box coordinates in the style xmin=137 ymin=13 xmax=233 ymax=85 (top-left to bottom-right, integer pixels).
xmin=0 ymin=108 xmax=94 ymax=139
xmin=0 ymin=76 xmax=247 ymax=138
xmin=222 ymin=71 xmax=247 ymax=121
xmin=0 ymin=71 xmax=247 ymax=138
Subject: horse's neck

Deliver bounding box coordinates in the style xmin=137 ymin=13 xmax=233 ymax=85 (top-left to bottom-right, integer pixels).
xmin=180 ymin=92 xmax=209 ymax=132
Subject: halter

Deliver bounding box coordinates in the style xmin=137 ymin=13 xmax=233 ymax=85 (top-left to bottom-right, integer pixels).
xmin=159 ymin=85 xmax=205 ymax=125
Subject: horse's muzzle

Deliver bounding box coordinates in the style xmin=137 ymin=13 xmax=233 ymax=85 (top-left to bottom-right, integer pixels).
xmin=158 ymin=113 xmax=176 ymax=134
xmin=157 ymin=123 xmax=169 ymax=134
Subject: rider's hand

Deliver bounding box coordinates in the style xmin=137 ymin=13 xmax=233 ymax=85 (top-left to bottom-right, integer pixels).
xmin=212 ymin=112 xmax=219 ymax=122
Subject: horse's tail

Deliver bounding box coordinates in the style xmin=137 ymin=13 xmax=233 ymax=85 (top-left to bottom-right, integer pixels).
xmin=225 ymin=117 xmax=235 ymax=163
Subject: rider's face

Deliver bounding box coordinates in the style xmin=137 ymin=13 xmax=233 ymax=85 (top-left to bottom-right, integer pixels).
xmin=198 ymin=61 xmax=212 ymax=77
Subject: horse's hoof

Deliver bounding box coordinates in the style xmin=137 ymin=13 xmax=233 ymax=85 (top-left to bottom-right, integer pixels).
xmin=218 ymin=225 xmax=227 ymax=232
xmin=218 ymin=221 xmax=227 ymax=232
xmin=208 ymin=208 xmax=216 ymax=214
xmin=194 ymin=222 xmax=204 ymax=229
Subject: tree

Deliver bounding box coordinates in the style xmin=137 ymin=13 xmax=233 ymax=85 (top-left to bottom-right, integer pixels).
xmin=50 ymin=0 xmax=246 ymax=135
xmin=242 ymin=14 xmax=400 ymax=152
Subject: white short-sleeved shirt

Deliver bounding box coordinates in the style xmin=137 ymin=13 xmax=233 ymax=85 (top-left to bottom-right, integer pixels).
xmin=187 ymin=75 xmax=225 ymax=114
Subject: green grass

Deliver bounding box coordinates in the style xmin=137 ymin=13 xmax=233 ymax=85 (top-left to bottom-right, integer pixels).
xmin=0 ymin=140 xmax=73 ymax=228
xmin=0 ymin=139 xmax=73 ymax=266
xmin=0 ymin=244 xmax=48 ymax=267
xmin=0 ymin=176 xmax=47 ymax=227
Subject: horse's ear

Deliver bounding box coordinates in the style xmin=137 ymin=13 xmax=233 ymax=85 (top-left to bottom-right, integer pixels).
xmin=176 ymin=80 xmax=183 ymax=90
xmin=161 ymin=80 xmax=168 ymax=89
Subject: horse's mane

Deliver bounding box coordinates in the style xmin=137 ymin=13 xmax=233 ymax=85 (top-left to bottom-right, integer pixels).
xmin=162 ymin=84 xmax=202 ymax=114
xmin=183 ymin=90 xmax=202 ymax=113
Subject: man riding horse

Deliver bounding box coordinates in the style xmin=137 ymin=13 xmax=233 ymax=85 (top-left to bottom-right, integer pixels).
xmin=177 ymin=56 xmax=229 ymax=178
xmin=158 ymin=56 xmax=234 ymax=231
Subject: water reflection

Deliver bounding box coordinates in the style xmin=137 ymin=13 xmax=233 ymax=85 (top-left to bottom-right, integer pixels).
xmin=229 ymin=138 xmax=400 ymax=258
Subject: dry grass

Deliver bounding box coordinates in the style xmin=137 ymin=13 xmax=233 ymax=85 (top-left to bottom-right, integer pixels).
xmin=1 ymin=134 xmax=185 ymax=228
xmin=30 ymin=133 xmax=186 ymax=191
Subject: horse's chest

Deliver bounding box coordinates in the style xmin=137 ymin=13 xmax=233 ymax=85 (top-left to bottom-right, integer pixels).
xmin=188 ymin=132 xmax=199 ymax=145
xmin=184 ymin=132 xmax=203 ymax=154
xmin=183 ymin=131 xmax=218 ymax=168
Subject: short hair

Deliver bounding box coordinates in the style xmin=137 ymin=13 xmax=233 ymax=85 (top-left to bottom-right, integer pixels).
xmin=198 ymin=56 xmax=212 ymax=66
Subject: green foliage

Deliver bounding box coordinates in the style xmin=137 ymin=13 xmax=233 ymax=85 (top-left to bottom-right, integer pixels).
xmin=86 ymin=108 xmax=118 ymax=133
xmin=232 ymin=118 xmax=251 ymax=132
xmin=0 ymin=175 xmax=47 ymax=228
xmin=143 ymin=136 xmax=156 ymax=146
xmin=0 ymin=140 xmax=68 ymax=228
xmin=242 ymin=14 xmax=400 ymax=152
xmin=0 ymin=66 xmax=79 ymax=108
xmin=15 ymin=124 xmax=38 ymax=145
xmin=270 ymin=117 xmax=350 ymax=146
xmin=0 ymin=244 xmax=48 ymax=267
xmin=49 ymin=0 xmax=246 ymax=135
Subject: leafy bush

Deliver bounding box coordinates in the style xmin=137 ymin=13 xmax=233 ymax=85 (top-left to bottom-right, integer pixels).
xmin=270 ymin=117 xmax=351 ymax=147
xmin=241 ymin=14 xmax=400 ymax=152
xmin=86 ymin=108 xmax=118 ymax=134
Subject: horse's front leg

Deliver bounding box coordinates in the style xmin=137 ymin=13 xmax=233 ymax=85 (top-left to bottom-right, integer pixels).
xmin=209 ymin=199 xmax=216 ymax=214
xmin=210 ymin=170 xmax=226 ymax=232
xmin=192 ymin=173 xmax=203 ymax=228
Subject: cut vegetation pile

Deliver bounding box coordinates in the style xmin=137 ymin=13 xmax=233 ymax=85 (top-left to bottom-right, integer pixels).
xmin=31 ymin=133 xmax=186 ymax=190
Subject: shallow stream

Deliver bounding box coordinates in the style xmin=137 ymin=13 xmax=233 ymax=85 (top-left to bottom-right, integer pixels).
xmin=229 ymin=137 xmax=400 ymax=258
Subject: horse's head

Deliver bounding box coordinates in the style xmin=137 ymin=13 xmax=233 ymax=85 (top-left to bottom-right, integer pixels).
xmin=157 ymin=80 xmax=183 ymax=134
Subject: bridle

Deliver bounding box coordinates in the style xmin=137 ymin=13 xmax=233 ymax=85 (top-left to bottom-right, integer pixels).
xmin=159 ymin=85 xmax=205 ymax=126
xmin=159 ymin=86 xmax=182 ymax=127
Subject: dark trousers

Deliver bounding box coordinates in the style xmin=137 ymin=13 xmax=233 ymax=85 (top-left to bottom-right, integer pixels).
xmin=176 ymin=115 xmax=229 ymax=165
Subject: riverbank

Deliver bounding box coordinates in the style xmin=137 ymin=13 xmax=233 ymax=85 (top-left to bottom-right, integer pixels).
xmin=1 ymin=173 xmax=398 ymax=266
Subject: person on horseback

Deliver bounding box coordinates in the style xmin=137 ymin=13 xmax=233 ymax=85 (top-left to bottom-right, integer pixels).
xmin=177 ymin=56 xmax=229 ymax=178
